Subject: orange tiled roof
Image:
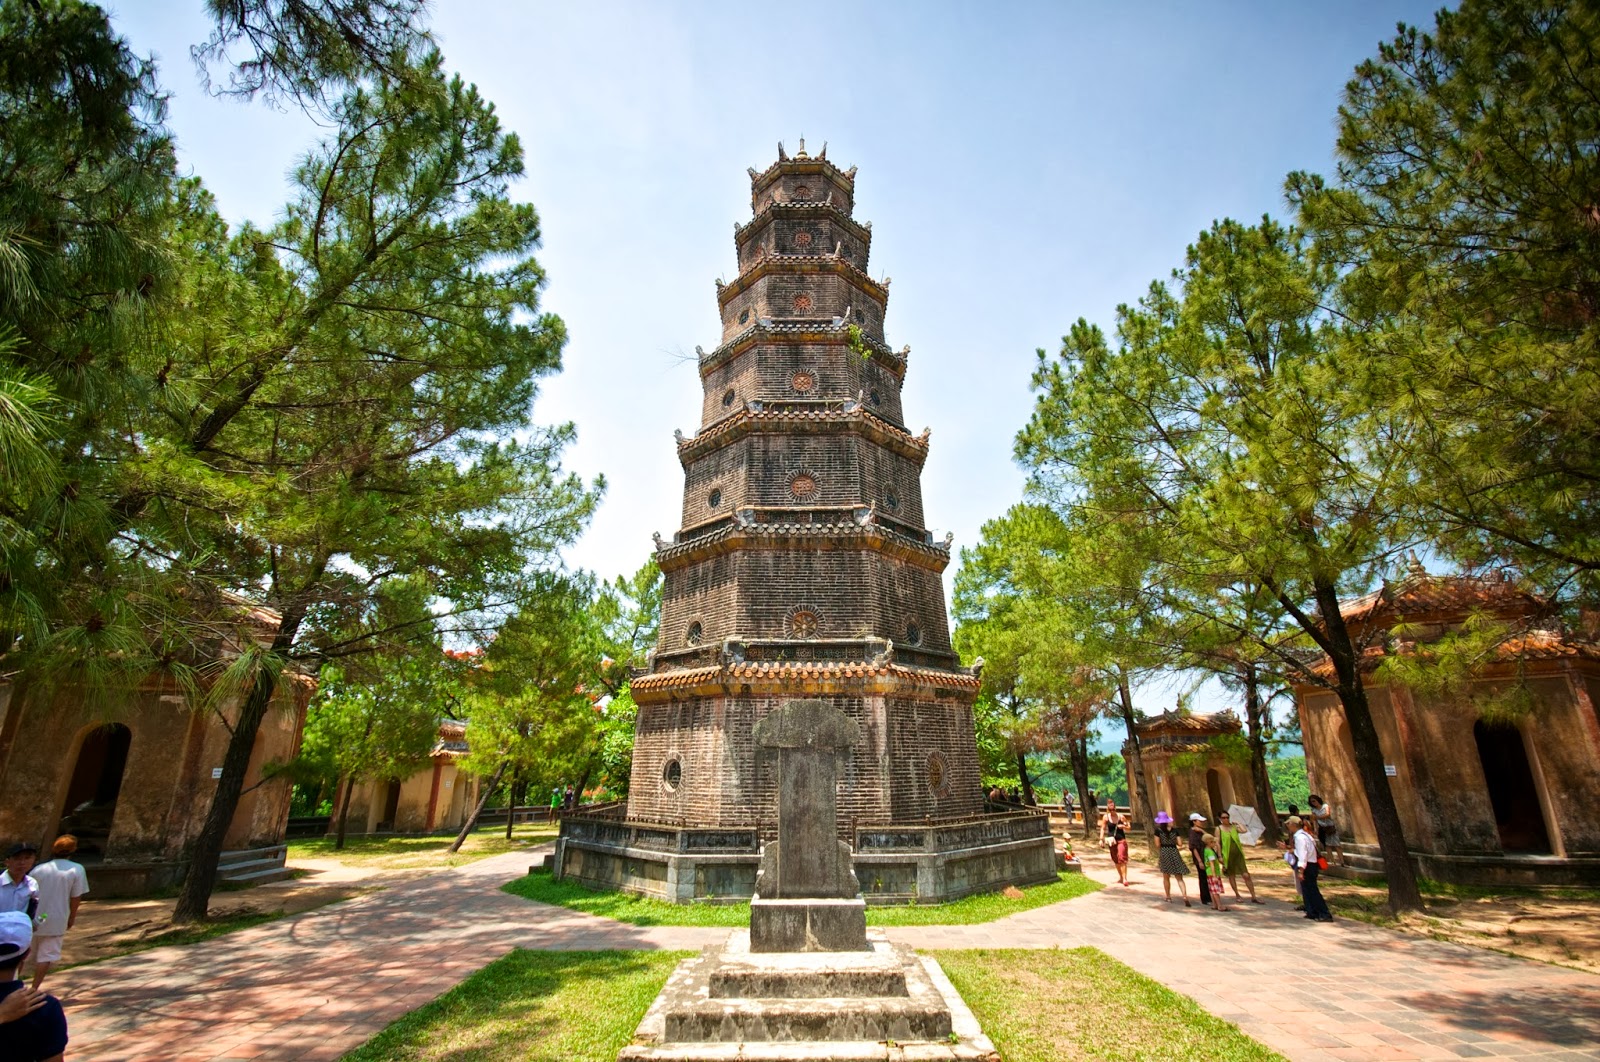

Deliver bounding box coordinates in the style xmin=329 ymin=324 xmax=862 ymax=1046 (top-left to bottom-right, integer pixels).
xmin=1337 ymin=572 xmax=1543 ymax=627
xmin=1134 ymin=709 xmax=1241 ymax=737
xmin=630 ymin=659 xmax=979 ymax=694
xmin=1302 ymin=628 xmax=1600 ymax=680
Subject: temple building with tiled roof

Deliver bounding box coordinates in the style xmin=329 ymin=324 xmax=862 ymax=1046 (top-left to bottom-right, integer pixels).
xmin=553 ymin=143 xmax=1056 ymax=903
xmin=1295 ymin=567 xmax=1600 ymax=886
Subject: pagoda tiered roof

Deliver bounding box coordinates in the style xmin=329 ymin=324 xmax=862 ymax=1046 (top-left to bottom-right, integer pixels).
xmin=677 ymin=401 xmax=928 ymax=463
xmin=630 ymin=659 xmax=978 ymax=696
xmin=699 ymin=320 xmax=904 ymax=377
xmin=734 ymin=199 xmax=871 ymax=245
xmin=654 ymin=505 xmax=952 ymax=572
xmin=718 ymin=253 xmax=888 ymax=305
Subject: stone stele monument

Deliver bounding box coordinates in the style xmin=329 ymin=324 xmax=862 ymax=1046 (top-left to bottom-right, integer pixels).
xmin=749 ymin=699 xmax=868 ymax=951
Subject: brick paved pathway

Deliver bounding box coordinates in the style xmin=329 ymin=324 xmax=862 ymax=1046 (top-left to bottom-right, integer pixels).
xmin=52 ymin=842 xmax=1599 ymax=1062
xmin=52 ymin=845 xmax=725 ymax=1062
xmin=888 ymin=853 xmax=1600 ymax=1062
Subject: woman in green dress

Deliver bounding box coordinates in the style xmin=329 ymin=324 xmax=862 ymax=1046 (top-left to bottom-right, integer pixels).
xmin=1216 ymin=809 xmax=1263 ymax=904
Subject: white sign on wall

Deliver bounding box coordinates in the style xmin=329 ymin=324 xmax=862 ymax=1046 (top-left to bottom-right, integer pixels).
xmin=211 ymin=767 xmax=223 ymax=779
xmin=1384 ymin=764 xmax=1398 ymax=777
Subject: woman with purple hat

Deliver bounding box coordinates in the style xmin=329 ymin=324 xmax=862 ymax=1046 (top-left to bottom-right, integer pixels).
xmin=1152 ymin=811 xmax=1192 ymax=907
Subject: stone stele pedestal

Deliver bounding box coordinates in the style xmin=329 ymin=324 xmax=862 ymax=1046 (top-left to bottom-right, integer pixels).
xmin=750 ymin=699 xmax=868 ymax=953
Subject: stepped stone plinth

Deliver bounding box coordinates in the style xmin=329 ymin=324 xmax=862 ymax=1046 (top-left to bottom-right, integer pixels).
xmin=619 ymin=930 xmax=998 ymax=1062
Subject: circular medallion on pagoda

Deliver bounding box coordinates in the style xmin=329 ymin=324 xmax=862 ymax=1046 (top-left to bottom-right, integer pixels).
xmin=786 ymin=607 xmax=821 ymax=639
xmin=722 ymin=388 xmax=736 ymax=407
xmin=685 ymin=620 xmax=704 ymax=646
xmin=926 ymin=751 xmax=951 ymax=796
xmin=904 ymin=620 xmax=923 ymax=646
xmin=884 ymin=487 xmax=899 ymax=511
xmin=788 ymin=471 xmax=818 ymax=499
xmin=792 ymin=293 xmax=813 ymax=313
xmin=793 ymin=231 xmax=813 ymax=250
xmin=791 ymin=370 xmax=816 ymax=394
xmin=793 ymin=185 xmax=813 ymax=200
xmin=662 ymin=756 xmax=683 ymax=791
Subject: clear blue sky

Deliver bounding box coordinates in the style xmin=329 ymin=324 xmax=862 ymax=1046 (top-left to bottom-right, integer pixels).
xmin=108 ymin=1 xmax=1440 ymax=718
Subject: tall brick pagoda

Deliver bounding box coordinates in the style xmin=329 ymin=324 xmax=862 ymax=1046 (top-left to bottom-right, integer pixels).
xmin=555 ymin=143 xmax=1055 ymax=902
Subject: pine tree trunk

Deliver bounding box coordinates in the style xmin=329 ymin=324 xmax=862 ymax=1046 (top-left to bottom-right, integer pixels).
xmin=505 ymin=771 xmax=516 ymax=841
xmin=1309 ymin=576 xmax=1423 ymax=913
xmin=1015 ymin=750 xmax=1035 ymax=805
xmin=449 ymin=760 xmax=507 ymax=854
xmin=1116 ymin=669 xmax=1157 ymax=851
xmin=171 ymin=658 xmax=281 ymax=924
xmin=1242 ymin=664 xmax=1281 ymax=845
xmin=1068 ymin=734 xmax=1097 ymax=840
xmin=334 ymin=774 xmax=357 ymax=851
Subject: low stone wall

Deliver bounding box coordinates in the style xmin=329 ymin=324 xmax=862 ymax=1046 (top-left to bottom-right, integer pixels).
xmin=554 ymin=808 xmax=1060 ymax=904
xmin=1330 ymin=843 xmax=1600 ymax=888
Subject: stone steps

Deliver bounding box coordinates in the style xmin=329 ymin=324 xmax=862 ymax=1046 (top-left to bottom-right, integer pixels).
xmin=623 ymin=932 xmax=998 ymax=1062
xmin=620 ymin=1040 xmax=995 ymax=1061
xmin=217 ymin=844 xmax=290 ymax=886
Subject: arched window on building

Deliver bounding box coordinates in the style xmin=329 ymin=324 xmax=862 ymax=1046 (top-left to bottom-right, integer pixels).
xmin=59 ymin=723 xmax=132 ymax=859
xmin=1472 ymin=720 xmax=1552 ymax=854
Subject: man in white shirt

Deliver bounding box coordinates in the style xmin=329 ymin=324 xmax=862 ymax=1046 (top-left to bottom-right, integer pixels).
xmin=28 ymin=837 xmax=88 ymax=990
xmin=0 ymin=843 xmax=39 ymax=919
xmin=1293 ymin=817 xmax=1332 ymax=922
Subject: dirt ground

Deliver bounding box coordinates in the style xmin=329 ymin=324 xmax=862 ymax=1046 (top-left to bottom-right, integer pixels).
xmin=1068 ymin=831 xmax=1600 ymax=975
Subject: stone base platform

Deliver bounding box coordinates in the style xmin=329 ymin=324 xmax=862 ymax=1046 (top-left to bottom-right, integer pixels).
xmin=555 ymin=809 xmax=1058 ymax=905
xmin=750 ymin=896 xmax=869 ymax=953
xmin=620 ymin=931 xmax=998 ymax=1062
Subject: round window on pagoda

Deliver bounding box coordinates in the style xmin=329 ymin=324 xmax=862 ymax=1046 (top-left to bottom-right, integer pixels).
xmin=905 ymin=621 xmax=923 ymax=647
xmin=708 ymin=488 xmax=722 ymax=508
xmin=793 ymin=231 xmax=813 ymax=250
xmin=722 ymin=388 xmax=736 ymax=408
xmin=789 ymin=472 xmax=818 ymax=500
xmin=791 ymin=370 xmax=816 ymax=394
xmin=792 ymin=293 xmax=813 ymax=313
xmin=926 ymin=751 xmax=950 ymax=796
xmin=793 ymin=185 xmax=813 ymax=200
xmin=686 ymin=621 xmax=704 ymax=646
xmin=869 ymin=389 xmax=882 ymax=406
xmin=739 ymin=308 xmax=750 ymax=324
xmin=787 ymin=608 xmax=821 ymax=639
xmin=663 ymin=757 xmax=683 ymax=791
xmin=884 ymin=488 xmax=899 ymax=512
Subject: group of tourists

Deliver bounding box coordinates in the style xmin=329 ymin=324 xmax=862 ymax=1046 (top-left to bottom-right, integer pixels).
xmin=1097 ymin=797 xmax=1339 ymax=923
xmin=0 ymin=834 xmax=86 ymax=1060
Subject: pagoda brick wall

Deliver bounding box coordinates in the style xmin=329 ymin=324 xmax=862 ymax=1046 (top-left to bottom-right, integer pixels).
xmin=627 ymin=691 xmax=981 ymax=830
xmin=699 ymin=344 xmax=906 ymax=426
xmin=659 ymin=549 xmax=951 ymax=653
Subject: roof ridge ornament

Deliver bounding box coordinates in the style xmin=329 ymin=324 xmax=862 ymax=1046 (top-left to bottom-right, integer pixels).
xmin=777 ymin=141 xmax=787 ymax=161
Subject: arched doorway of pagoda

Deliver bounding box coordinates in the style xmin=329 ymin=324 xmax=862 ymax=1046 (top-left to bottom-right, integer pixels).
xmin=58 ymin=723 xmax=132 ymax=859
xmin=1205 ymin=768 xmax=1226 ymax=824
xmin=1472 ymin=719 xmax=1552 ymax=854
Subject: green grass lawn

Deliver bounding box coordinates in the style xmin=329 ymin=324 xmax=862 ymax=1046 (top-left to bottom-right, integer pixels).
xmin=339 ymin=949 xmax=688 ymax=1062
xmin=502 ymin=869 xmax=1100 ymax=927
xmin=337 ymin=945 xmax=1280 ymax=1062
xmin=939 ymin=947 xmax=1285 ymax=1062
xmin=288 ymin=823 xmax=559 ymax=870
